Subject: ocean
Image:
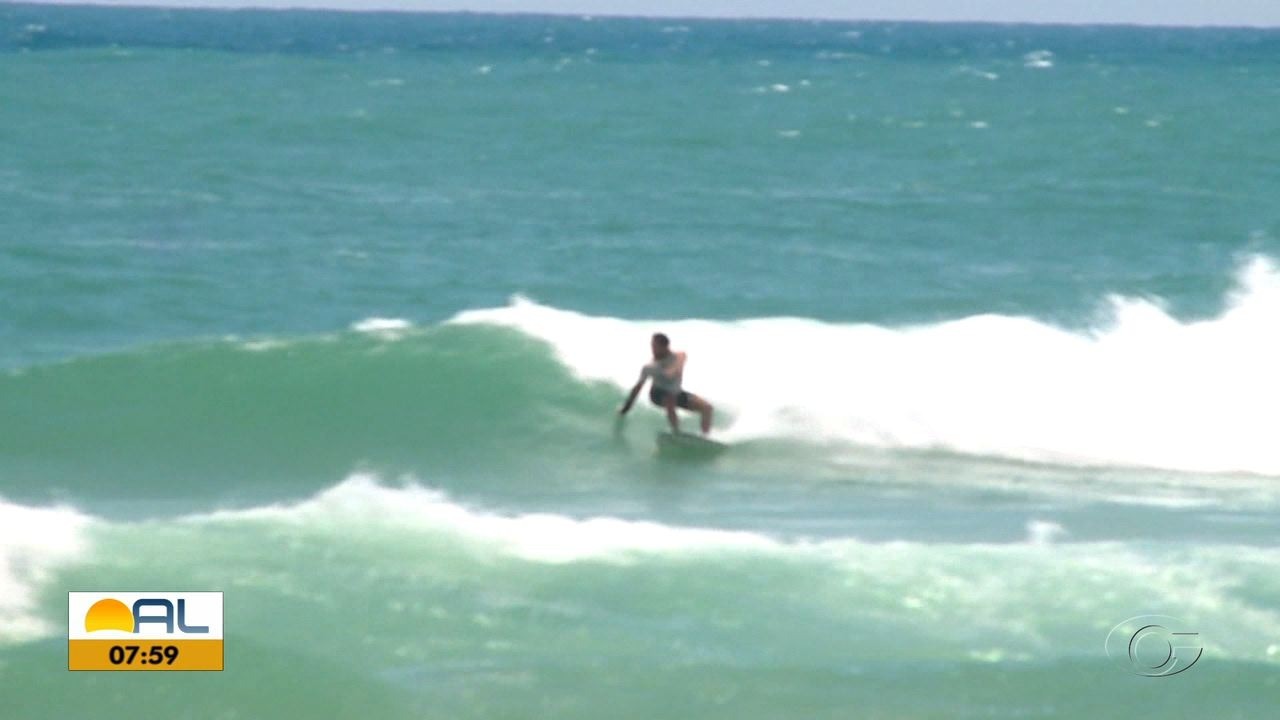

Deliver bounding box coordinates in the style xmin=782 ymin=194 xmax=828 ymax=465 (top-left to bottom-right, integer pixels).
xmin=2 ymin=3 xmax=1279 ymax=717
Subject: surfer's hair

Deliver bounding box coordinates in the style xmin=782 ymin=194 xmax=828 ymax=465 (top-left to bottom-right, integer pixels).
xmin=652 ymin=332 xmax=670 ymax=347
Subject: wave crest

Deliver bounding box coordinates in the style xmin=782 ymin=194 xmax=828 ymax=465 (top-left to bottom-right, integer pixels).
xmin=454 ymin=257 xmax=1280 ymax=475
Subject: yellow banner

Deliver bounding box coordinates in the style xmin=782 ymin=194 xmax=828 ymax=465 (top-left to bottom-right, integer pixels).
xmin=68 ymin=639 xmax=224 ymax=671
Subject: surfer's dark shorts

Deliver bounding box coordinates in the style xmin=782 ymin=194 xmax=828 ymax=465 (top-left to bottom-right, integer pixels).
xmin=649 ymin=386 xmax=693 ymax=409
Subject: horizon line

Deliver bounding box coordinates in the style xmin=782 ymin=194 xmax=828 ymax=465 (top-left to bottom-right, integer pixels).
xmin=13 ymin=1 xmax=1280 ymax=30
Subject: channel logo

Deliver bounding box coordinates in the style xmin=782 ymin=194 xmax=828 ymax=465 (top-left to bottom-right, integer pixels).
xmin=1105 ymin=614 xmax=1202 ymax=677
xmin=68 ymin=592 xmax=223 ymax=671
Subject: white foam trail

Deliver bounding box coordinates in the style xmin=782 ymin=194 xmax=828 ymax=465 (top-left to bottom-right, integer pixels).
xmin=0 ymin=499 xmax=94 ymax=644
xmin=451 ymin=256 xmax=1280 ymax=476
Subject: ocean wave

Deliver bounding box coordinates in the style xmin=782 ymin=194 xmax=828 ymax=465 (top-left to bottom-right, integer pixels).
xmin=185 ymin=473 xmax=783 ymax=563
xmin=5 ymin=257 xmax=1280 ymax=492
xmin=166 ymin=475 xmax=1280 ymax=662
xmin=4 ymin=475 xmax=1280 ymax=664
xmin=453 ymin=256 xmax=1280 ymax=476
xmin=0 ymin=322 xmax=602 ymax=501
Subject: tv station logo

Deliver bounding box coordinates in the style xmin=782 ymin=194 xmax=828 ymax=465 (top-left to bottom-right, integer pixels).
xmin=68 ymin=592 xmax=223 ymax=671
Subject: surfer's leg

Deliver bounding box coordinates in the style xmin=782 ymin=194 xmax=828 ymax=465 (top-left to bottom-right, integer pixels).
xmin=685 ymin=393 xmax=713 ymax=435
xmin=650 ymin=387 xmax=681 ymax=432
xmin=663 ymin=394 xmax=680 ymax=433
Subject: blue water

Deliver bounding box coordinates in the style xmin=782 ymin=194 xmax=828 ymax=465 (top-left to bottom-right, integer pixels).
xmin=2 ymin=4 xmax=1279 ymax=718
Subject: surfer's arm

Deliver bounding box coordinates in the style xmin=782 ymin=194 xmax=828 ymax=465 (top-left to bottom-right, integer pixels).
xmin=618 ymin=376 xmax=647 ymax=415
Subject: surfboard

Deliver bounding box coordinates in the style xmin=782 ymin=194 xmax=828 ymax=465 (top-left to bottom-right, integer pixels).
xmin=656 ymin=431 xmax=728 ymax=454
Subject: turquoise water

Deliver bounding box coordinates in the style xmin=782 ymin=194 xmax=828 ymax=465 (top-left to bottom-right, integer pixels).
xmin=3 ymin=4 xmax=1280 ymax=718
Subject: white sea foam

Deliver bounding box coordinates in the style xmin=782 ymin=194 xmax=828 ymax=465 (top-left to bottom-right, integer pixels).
xmin=186 ymin=474 xmax=782 ymax=563
xmin=1023 ymin=50 xmax=1055 ymax=69
xmin=956 ymin=66 xmax=1000 ymax=81
xmin=0 ymin=499 xmax=94 ymax=644
xmin=240 ymin=338 xmax=291 ymax=352
xmin=173 ymin=475 xmax=1280 ymax=661
xmin=451 ymin=256 xmax=1280 ymax=476
xmin=351 ymin=317 xmax=413 ymax=338
xmin=1025 ymin=520 xmax=1067 ymax=545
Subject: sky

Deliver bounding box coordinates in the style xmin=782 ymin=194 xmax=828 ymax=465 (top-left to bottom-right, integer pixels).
xmin=25 ymin=1 xmax=1280 ymax=27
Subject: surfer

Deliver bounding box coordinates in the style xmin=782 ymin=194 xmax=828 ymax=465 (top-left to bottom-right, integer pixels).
xmin=618 ymin=332 xmax=714 ymax=435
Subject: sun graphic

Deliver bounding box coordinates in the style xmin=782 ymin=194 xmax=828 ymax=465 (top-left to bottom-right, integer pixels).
xmin=84 ymin=598 xmax=134 ymax=633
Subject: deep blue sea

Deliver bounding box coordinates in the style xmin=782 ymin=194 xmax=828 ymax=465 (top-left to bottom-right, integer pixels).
xmin=2 ymin=4 xmax=1279 ymax=718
